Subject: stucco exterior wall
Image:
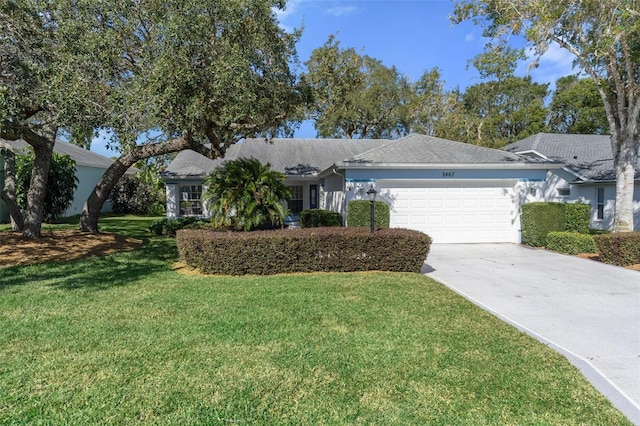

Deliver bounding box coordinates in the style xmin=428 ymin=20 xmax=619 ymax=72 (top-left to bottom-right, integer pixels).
xmin=63 ymin=165 xmax=112 ymax=217
xmin=165 ymin=183 xmax=179 ymax=218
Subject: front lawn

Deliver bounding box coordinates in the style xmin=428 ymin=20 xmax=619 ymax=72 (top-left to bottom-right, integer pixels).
xmin=0 ymin=216 xmax=631 ymax=424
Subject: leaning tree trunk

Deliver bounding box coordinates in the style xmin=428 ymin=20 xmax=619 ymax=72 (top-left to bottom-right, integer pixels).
xmin=79 ymin=134 xmax=213 ymax=233
xmin=0 ymin=150 xmax=24 ymax=231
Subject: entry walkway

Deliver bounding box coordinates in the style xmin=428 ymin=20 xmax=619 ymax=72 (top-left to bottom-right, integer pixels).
xmin=423 ymin=244 xmax=640 ymax=424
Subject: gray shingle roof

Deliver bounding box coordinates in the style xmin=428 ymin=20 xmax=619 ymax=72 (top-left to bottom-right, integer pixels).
xmin=339 ymin=133 xmax=548 ymax=166
xmin=502 ymin=133 xmax=640 ymax=181
xmin=161 ymin=137 xmax=391 ymax=179
xmin=1 ymin=138 xmax=115 ymax=169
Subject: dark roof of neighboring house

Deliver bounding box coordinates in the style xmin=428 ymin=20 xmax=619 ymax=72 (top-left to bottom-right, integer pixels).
xmin=336 ymin=133 xmax=550 ymax=168
xmin=0 ymin=138 xmax=115 ymax=169
xmin=502 ymin=133 xmax=640 ymax=181
xmin=161 ymin=137 xmax=391 ymax=179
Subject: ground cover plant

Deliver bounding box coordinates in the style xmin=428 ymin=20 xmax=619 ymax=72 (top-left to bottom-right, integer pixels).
xmin=0 ymin=217 xmax=631 ymax=425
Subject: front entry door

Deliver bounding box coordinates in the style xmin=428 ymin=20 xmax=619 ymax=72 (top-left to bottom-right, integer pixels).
xmin=310 ymin=184 xmax=319 ymax=209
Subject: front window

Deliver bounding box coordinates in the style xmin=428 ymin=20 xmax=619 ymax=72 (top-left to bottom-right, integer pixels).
xmin=180 ymin=185 xmax=203 ymax=216
xmin=596 ymin=187 xmax=605 ymax=220
xmin=288 ymin=185 xmax=303 ymax=214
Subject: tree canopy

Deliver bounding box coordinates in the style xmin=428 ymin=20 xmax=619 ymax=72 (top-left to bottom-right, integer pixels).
xmin=1 ymin=0 xmax=304 ymax=234
xmin=452 ymin=0 xmax=640 ymax=231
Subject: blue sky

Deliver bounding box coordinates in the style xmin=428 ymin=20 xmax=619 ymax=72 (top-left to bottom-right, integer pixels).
xmin=90 ymin=0 xmax=576 ymax=156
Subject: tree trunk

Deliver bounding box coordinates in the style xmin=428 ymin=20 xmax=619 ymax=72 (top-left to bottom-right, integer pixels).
xmin=79 ymin=134 xmax=213 ymax=233
xmin=21 ymin=130 xmax=56 ymax=239
xmin=613 ymin=137 xmax=636 ymax=232
xmin=0 ymin=150 xmax=24 ymax=230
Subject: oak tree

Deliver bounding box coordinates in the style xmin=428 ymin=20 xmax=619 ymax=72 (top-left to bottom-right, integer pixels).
xmin=548 ymin=75 xmax=608 ymax=134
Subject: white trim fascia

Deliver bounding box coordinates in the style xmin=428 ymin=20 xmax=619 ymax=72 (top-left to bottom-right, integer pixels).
xmin=571 ymin=178 xmax=640 ymax=185
xmin=515 ymin=149 xmax=590 ymax=182
xmin=332 ymin=161 xmax=560 ymax=170
xmin=562 ymin=166 xmax=589 ymax=182
xmin=514 ymin=149 xmax=550 ymax=160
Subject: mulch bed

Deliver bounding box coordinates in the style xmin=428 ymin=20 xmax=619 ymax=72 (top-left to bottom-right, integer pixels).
xmin=0 ymin=230 xmax=143 ymax=268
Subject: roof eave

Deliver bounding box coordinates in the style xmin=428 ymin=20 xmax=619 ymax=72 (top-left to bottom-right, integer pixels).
xmin=332 ymin=161 xmax=560 ymax=170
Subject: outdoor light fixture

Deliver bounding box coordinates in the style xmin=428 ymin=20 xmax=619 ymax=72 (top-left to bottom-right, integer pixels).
xmin=366 ymin=184 xmax=377 ymax=233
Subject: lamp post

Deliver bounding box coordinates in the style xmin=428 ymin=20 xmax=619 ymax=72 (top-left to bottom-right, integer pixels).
xmin=366 ymin=184 xmax=377 ymax=233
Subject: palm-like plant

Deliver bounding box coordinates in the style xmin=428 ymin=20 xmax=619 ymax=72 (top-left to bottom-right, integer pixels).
xmin=203 ymin=157 xmax=292 ymax=231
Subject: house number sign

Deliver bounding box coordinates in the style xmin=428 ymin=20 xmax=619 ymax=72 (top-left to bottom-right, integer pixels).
xmin=441 ymin=171 xmax=455 ymax=178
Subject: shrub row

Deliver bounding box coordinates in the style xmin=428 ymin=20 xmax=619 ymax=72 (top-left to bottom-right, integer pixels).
xmin=546 ymin=232 xmax=597 ymax=255
xmin=300 ymin=209 xmax=342 ymax=228
xmin=149 ymin=217 xmax=209 ymax=237
xmin=521 ymin=202 xmax=591 ymax=247
xmin=347 ymin=200 xmax=390 ymax=228
xmin=593 ymin=232 xmax=640 ymax=266
xmin=176 ymin=227 xmax=432 ymax=275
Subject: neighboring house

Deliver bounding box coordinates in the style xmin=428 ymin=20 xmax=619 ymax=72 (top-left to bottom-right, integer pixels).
xmin=503 ymin=133 xmax=640 ymax=231
xmin=0 ymin=139 xmax=121 ymax=223
xmin=162 ymin=134 xmax=557 ymax=243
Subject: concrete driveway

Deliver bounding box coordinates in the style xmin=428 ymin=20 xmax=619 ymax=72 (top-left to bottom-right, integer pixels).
xmin=423 ymin=244 xmax=640 ymax=424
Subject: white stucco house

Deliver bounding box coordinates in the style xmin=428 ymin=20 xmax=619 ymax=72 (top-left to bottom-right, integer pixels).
xmin=161 ymin=133 xmax=560 ymax=243
xmin=503 ymin=133 xmax=640 ymax=231
xmin=0 ymin=139 xmax=120 ymax=223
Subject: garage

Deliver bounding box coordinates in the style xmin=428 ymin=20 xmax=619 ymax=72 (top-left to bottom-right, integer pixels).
xmin=376 ymin=180 xmax=519 ymax=244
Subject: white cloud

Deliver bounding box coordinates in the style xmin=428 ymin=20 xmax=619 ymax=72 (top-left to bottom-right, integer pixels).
xmin=464 ymin=33 xmax=475 ymax=42
xmin=521 ymin=42 xmax=578 ymax=87
xmin=324 ymin=5 xmax=358 ymax=17
xmin=274 ymin=0 xmax=302 ymax=22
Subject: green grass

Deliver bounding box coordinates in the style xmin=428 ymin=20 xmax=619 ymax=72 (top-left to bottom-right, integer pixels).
xmin=0 ymin=216 xmax=631 ymax=425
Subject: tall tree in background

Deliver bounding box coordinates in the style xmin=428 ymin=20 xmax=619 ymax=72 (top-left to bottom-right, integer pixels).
xmin=408 ymin=68 xmax=452 ymax=136
xmin=461 ymin=75 xmax=549 ymax=147
xmin=450 ymin=47 xmax=549 ymax=148
xmin=548 ymin=76 xmax=608 ymax=134
xmin=453 ymin=0 xmax=639 ymax=231
xmin=303 ymin=36 xmax=412 ymax=139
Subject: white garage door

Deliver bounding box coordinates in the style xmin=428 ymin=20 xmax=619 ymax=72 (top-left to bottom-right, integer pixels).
xmin=377 ymin=180 xmax=519 ymax=244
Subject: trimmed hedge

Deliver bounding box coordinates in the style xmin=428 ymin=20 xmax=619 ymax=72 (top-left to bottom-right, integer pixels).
xmin=521 ymin=203 xmax=566 ymax=247
xmin=300 ymin=209 xmax=342 ymax=228
xmin=149 ymin=217 xmax=209 ymax=237
xmin=593 ymin=232 xmax=640 ymax=266
xmin=177 ymin=227 xmax=432 ymax=275
xmin=521 ymin=202 xmax=591 ymax=247
xmin=546 ymin=232 xmax=597 ymax=255
xmin=564 ymin=203 xmax=591 ymax=234
xmin=347 ymin=200 xmax=390 ymax=228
